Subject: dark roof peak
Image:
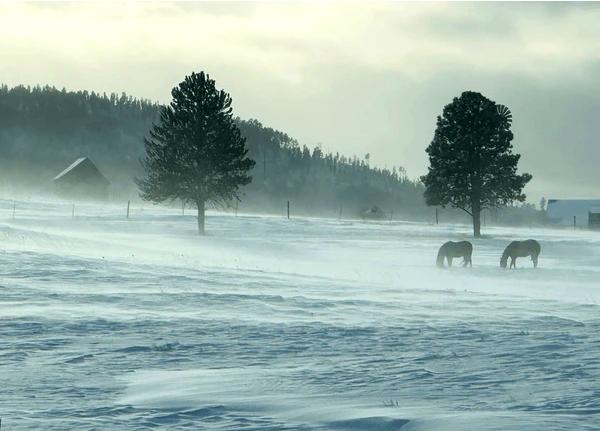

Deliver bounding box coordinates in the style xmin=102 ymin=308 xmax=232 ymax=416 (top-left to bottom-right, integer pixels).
xmin=53 ymin=157 xmax=110 ymax=185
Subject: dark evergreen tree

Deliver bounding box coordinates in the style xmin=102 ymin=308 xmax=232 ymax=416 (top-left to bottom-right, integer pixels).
xmin=137 ymin=72 xmax=255 ymax=234
xmin=421 ymin=91 xmax=532 ymax=237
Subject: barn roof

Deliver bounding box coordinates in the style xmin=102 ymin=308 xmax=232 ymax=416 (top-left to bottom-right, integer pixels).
xmin=53 ymin=157 xmax=110 ymax=185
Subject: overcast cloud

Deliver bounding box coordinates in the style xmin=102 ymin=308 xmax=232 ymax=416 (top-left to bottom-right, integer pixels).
xmin=2 ymin=2 xmax=600 ymax=201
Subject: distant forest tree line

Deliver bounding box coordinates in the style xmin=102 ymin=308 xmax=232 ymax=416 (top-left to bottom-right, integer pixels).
xmin=0 ymin=84 xmax=542 ymax=224
xmin=0 ymin=84 xmax=428 ymax=219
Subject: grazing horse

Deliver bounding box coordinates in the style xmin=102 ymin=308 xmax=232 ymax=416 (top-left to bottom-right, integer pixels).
xmin=500 ymin=239 xmax=541 ymax=269
xmin=436 ymin=241 xmax=473 ymax=267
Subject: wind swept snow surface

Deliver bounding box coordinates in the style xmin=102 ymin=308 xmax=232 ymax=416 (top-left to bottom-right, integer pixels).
xmin=2 ymin=199 xmax=600 ymax=430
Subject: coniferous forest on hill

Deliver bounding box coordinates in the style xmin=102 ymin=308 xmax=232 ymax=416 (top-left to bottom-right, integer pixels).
xmin=0 ymin=84 xmax=543 ymax=223
xmin=0 ymin=84 xmax=429 ymax=219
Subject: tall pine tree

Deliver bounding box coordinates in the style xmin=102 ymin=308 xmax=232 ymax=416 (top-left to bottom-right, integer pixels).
xmin=137 ymin=72 xmax=255 ymax=234
xmin=421 ymin=91 xmax=531 ymax=237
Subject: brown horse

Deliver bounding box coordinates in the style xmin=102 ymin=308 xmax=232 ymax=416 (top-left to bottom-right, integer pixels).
xmin=500 ymin=239 xmax=541 ymax=269
xmin=436 ymin=241 xmax=473 ymax=267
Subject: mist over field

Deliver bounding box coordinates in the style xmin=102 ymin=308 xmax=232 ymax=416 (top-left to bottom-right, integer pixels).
xmin=2 ymin=2 xmax=600 ymax=431
xmin=2 ymin=199 xmax=600 ymax=430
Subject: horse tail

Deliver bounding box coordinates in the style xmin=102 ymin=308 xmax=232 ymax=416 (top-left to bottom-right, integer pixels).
xmin=534 ymin=240 xmax=541 ymax=257
xmin=530 ymin=240 xmax=541 ymax=267
xmin=465 ymin=242 xmax=473 ymax=266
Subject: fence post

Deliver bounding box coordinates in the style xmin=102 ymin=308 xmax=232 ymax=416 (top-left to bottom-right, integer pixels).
xmin=287 ymin=200 xmax=290 ymax=219
xmin=574 ymin=215 xmax=577 ymax=230
xmin=435 ymin=208 xmax=439 ymax=225
xmin=235 ymin=201 xmax=238 ymax=217
xmin=72 ymin=204 xmax=75 ymax=219
xmin=126 ymin=200 xmax=130 ymax=219
xmin=182 ymin=201 xmax=185 ymax=216
xmin=12 ymin=201 xmax=15 ymax=220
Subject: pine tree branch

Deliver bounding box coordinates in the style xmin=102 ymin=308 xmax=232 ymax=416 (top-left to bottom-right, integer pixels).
xmin=455 ymin=205 xmax=473 ymax=217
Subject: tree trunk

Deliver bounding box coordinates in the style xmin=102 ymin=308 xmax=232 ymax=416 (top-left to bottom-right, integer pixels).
xmin=472 ymin=209 xmax=481 ymax=237
xmin=197 ymin=200 xmax=205 ymax=235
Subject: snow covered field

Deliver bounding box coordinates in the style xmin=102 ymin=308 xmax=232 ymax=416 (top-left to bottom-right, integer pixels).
xmin=2 ymin=198 xmax=600 ymax=430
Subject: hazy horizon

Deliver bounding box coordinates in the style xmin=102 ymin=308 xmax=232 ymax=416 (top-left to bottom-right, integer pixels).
xmin=2 ymin=2 xmax=600 ymax=202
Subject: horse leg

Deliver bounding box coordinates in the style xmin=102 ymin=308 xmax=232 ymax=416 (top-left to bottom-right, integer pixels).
xmin=533 ymin=255 xmax=538 ymax=268
xmin=511 ymin=257 xmax=516 ymax=269
xmin=448 ymin=257 xmax=453 ymax=267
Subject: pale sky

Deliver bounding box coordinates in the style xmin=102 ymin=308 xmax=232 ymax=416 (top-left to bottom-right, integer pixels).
xmin=2 ymin=1 xmax=600 ymax=202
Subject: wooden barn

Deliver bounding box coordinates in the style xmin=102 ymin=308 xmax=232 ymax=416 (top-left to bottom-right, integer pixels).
xmin=53 ymin=157 xmax=110 ymax=200
xmin=589 ymin=207 xmax=600 ymax=229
